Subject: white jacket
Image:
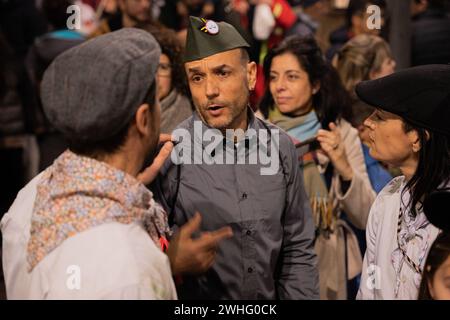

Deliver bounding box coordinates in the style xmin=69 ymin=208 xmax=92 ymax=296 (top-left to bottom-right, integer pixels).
xmin=1 ymin=173 xmax=177 ymax=300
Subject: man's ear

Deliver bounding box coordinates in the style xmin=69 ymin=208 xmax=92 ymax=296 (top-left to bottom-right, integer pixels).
xmin=247 ymin=61 xmax=257 ymax=91
xmin=135 ymin=103 xmax=150 ymax=136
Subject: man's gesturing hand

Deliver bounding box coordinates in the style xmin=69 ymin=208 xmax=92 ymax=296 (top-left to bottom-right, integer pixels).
xmin=137 ymin=134 xmax=173 ymax=185
xmin=167 ymin=212 xmax=233 ymax=275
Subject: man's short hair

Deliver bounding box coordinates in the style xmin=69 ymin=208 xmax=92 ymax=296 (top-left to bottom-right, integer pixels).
xmin=240 ymin=48 xmax=250 ymax=65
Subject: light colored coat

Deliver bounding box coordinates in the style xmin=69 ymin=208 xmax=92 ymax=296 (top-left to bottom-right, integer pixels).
xmin=357 ymin=176 xmax=440 ymax=300
xmin=1 ymin=173 xmax=177 ymax=299
xmin=314 ymin=119 xmax=376 ymax=299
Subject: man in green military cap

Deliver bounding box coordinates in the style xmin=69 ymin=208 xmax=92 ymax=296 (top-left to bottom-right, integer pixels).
xmin=184 ymin=16 xmax=256 ymax=131
xmin=155 ymin=16 xmax=319 ymax=299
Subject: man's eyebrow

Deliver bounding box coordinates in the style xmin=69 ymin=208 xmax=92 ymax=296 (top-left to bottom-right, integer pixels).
xmin=187 ymin=67 xmax=204 ymax=74
xmin=211 ymin=64 xmax=232 ymax=72
xmin=187 ymin=64 xmax=232 ymax=74
xmin=270 ymin=69 xmax=302 ymax=74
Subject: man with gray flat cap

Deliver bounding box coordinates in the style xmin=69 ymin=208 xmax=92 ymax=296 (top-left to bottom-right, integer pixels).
xmin=153 ymin=16 xmax=319 ymax=300
xmin=1 ymin=28 xmax=231 ymax=299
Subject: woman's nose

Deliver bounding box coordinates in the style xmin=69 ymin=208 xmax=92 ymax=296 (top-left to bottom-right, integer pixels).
xmin=275 ymin=79 xmax=286 ymax=92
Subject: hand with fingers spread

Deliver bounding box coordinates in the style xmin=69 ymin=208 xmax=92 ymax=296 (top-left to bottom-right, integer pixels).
xmin=317 ymin=122 xmax=354 ymax=181
xmin=137 ymin=134 xmax=174 ymax=185
xmin=167 ymin=212 xmax=233 ymax=276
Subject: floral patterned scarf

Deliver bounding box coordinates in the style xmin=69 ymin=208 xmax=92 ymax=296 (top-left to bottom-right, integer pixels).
xmin=27 ymin=150 xmax=171 ymax=271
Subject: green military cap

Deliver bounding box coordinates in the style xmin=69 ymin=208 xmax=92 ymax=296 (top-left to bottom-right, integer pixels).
xmin=184 ymin=16 xmax=250 ymax=63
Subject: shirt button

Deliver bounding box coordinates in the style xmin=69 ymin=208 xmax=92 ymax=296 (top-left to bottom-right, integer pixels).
xmin=248 ymin=267 xmax=253 ymax=273
xmin=246 ymin=230 xmax=252 ymax=236
xmin=242 ymin=192 xmax=247 ymax=199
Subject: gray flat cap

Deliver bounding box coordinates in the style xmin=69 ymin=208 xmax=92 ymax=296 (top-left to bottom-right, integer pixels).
xmin=41 ymin=28 xmax=161 ymax=142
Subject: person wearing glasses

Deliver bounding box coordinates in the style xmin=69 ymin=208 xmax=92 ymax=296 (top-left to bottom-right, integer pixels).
xmin=356 ymin=64 xmax=450 ymax=300
xmin=141 ymin=24 xmax=193 ymax=133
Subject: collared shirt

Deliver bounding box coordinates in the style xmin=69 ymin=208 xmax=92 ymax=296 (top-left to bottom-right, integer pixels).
xmin=155 ymin=109 xmax=319 ymax=299
xmin=357 ymin=176 xmax=440 ymax=300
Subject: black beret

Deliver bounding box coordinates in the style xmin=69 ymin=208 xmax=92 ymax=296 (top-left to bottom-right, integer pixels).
xmin=356 ymin=64 xmax=450 ymax=136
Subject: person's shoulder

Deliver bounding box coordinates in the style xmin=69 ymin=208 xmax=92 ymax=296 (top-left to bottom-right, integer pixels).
xmin=254 ymin=117 xmax=298 ymax=175
xmin=173 ymin=94 xmax=194 ymax=118
xmin=370 ymin=176 xmax=405 ymax=214
xmin=172 ymin=113 xmax=195 ymax=132
xmin=1 ymin=171 xmax=45 ymax=232
xmin=12 ymin=171 xmax=44 ymax=205
xmin=254 ymin=117 xmax=294 ymax=148
xmin=175 ymin=93 xmax=193 ymax=108
xmin=366 ymin=176 xmax=404 ymax=234
xmin=378 ymin=176 xmax=405 ymax=196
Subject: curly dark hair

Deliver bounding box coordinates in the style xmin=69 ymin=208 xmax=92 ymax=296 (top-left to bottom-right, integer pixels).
xmin=138 ymin=24 xmax=189 ymax=97
xmin=259 ymin=35 xmax=353 ymax=129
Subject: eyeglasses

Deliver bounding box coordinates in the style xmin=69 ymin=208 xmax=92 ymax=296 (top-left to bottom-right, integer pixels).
xmin=157 ymin=63 xmax=172 ymax=77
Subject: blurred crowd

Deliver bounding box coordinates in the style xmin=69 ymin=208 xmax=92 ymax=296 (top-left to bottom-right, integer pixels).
xmin=1 ymin=0 xmax=450 ymax=300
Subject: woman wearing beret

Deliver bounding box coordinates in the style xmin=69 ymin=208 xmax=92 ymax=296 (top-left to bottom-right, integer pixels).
xmin=356 ymin=64 xmax=450 ymax=299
